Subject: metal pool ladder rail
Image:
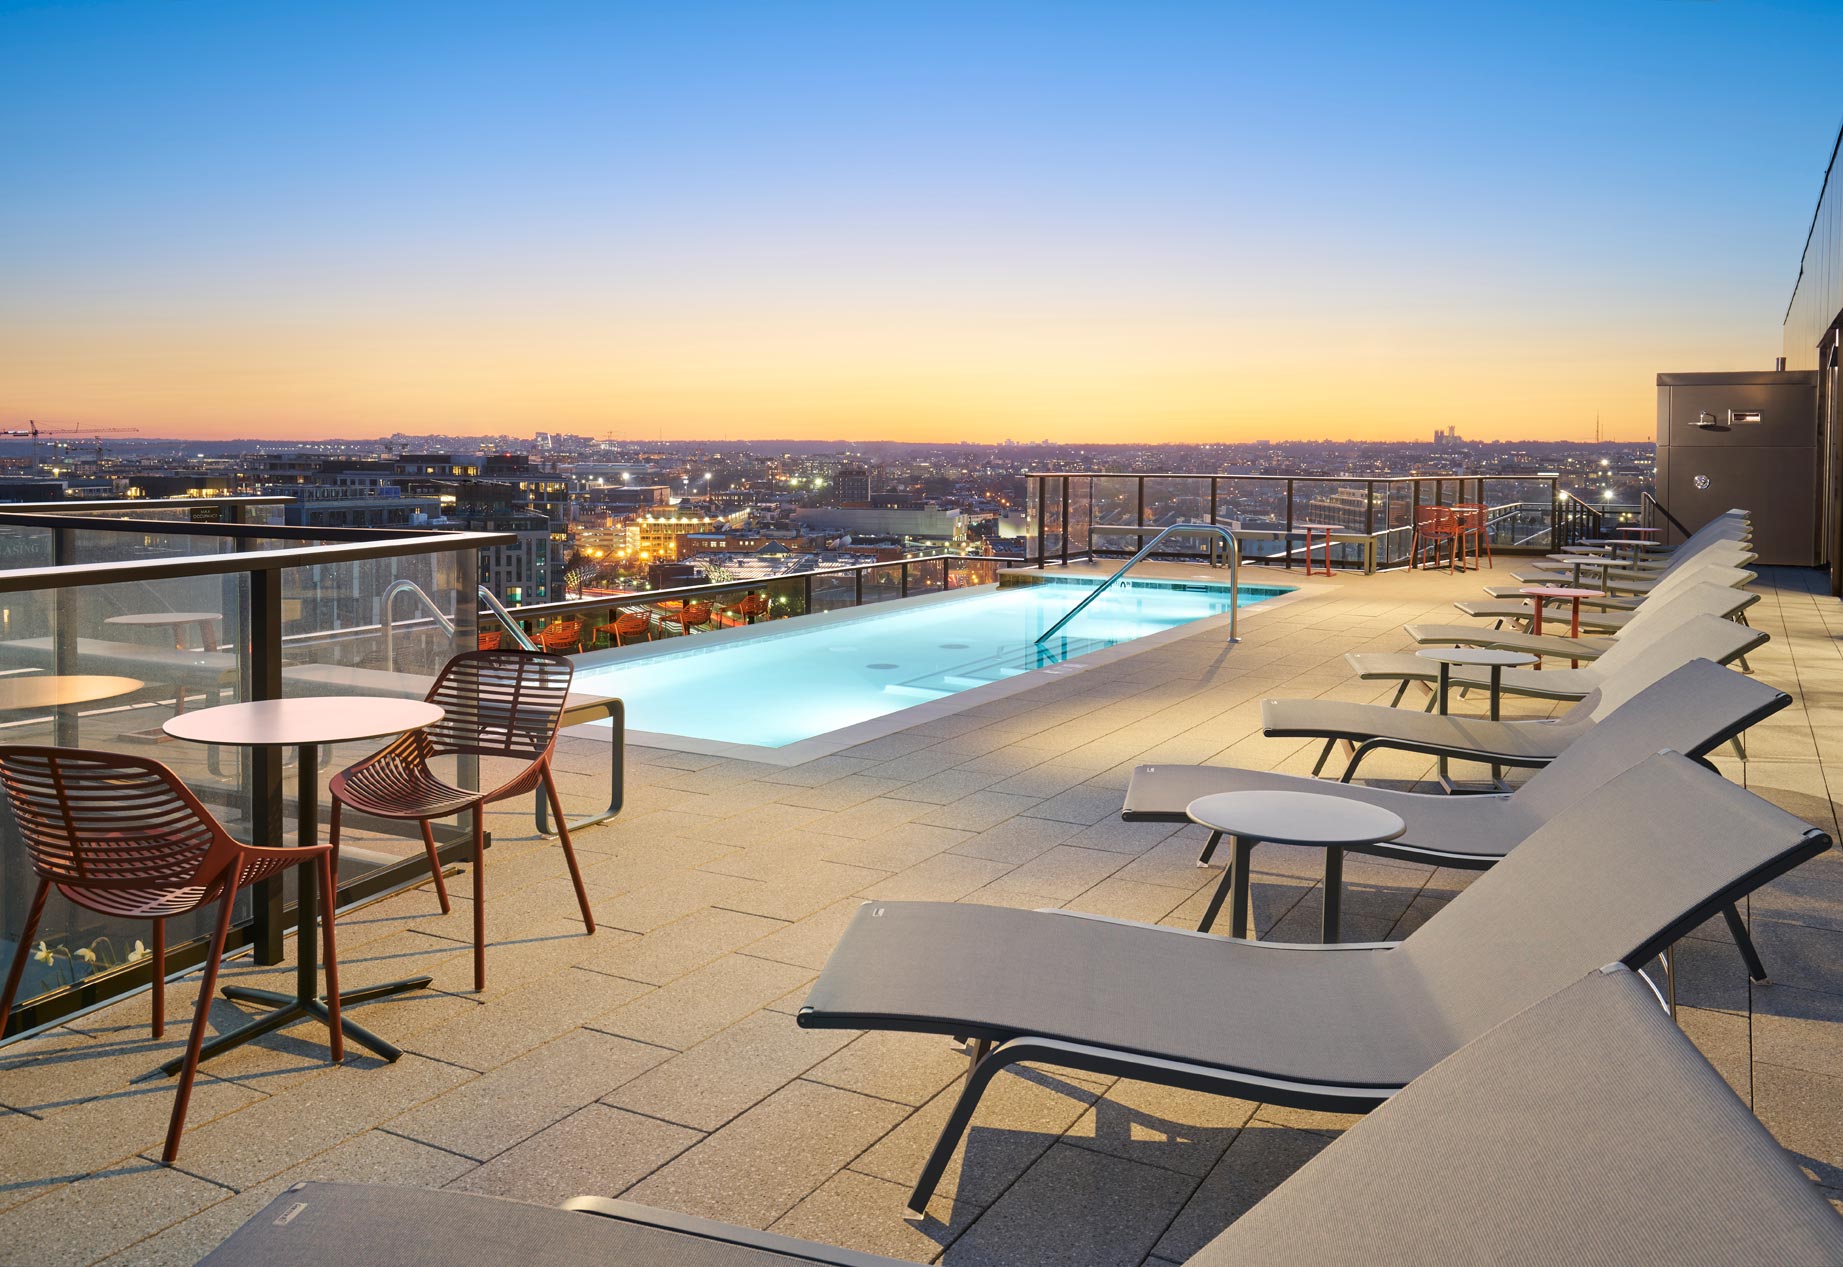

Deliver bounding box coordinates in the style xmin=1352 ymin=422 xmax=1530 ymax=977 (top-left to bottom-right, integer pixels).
xmin=383 ymin=580 xmax=540 ymax=669
xmin=1035 ymin=522 xmax=1242 ymax=646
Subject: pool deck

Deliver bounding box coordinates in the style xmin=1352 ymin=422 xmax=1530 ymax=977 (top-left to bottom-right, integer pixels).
xmin=2 ymin=559 xmax=1841 ymax=1265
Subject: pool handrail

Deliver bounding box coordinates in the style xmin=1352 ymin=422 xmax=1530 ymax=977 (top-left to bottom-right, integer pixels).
xmin=384 ymin=579 xmax=539 ymax=669
xmin=1035 ymin=522 xmax=1241 ymax=646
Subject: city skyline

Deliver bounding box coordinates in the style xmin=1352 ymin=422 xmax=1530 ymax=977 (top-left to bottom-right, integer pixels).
xmin=3 ymin=2 xmax=1840 ymax=443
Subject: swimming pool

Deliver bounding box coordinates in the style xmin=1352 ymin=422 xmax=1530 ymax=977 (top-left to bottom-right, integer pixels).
xmin=573 ymin=577 xmax=1292 ymax=753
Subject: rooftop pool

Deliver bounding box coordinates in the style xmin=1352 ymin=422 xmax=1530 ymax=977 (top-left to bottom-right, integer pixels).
xmin=572 ymin=576 xmax=1293 ymax=757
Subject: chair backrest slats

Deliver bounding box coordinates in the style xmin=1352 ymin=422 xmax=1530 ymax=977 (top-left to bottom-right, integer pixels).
xmin=0 ymin=748 xmax=225 ymax=891
xmin=423 ymin=650 xmax=574 ymax=762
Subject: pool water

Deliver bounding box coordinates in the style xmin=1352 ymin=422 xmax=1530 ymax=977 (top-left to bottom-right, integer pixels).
xmin=573 ymin=578 xmax=1290 ymax=748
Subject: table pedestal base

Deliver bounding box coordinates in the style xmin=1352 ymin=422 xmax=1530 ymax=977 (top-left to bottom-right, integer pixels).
xmin=158 ymin=974 xmax=431 ymax=1075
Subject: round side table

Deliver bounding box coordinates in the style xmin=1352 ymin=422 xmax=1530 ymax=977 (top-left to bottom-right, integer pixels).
xmin=1414 ymin=647 xmax=1539 ymax=790
xmin=160 ymin=695 xmax=444 ymax=1072
xmin=1517 ymin=586 xmax=1604 ymax=667
xmin=1186 ymin=790 xmax=1405 ymax=943
xmin=0 ymin=674 xmax=142 ymax=711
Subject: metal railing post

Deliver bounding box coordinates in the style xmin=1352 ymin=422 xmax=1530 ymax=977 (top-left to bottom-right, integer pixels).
xmin=1284 ymin=480 xmax=1295 ymax=570
xmin=248 ymin=566 xmax=286 ymax=965
xmin=51 ymin=529 xmax=76 ymax=748
xmin=1061 ymin=479 xmax=1070 ymax=567
xmin=1035 ymin=477 xmax=1046 ymax=569
xmin=900 ymin=561 xmax=909 ymax=598
xmin=855 ymin=567 xmax=863 ymax=606
xmin=1363 ymin=480 xmax=1376 ymax=574
xmin=803 ymin=572 xmax=814 ymax=615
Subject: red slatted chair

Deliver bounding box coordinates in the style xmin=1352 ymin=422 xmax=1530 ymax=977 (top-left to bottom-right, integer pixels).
xmin=477 ymin=630 xmax=503 ymax=651
xmin=328 ymin=651 xmax=594 ymax=991
xmin=0 ymin=747 xmax=341 ymax=1164
xmin=533 ymin=619 xmax=582 ymax=654
xmin=1451 ymin=502 xmax=1493 ymax=570
xmin=1410 ymin=505 xmax=1460 ymax=571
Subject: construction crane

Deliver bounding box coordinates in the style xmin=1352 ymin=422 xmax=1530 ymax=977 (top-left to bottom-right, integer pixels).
xmin=2 ymin=421 xmax=139 ymax=474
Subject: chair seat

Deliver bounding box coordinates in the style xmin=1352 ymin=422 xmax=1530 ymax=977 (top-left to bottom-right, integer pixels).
xmin=58 ymin=880 xmax=213 ymax=919
xmin=332 ymin=761 xmax=499 ymax=820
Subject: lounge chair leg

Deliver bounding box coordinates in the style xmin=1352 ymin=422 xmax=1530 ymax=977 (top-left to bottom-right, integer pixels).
xmin=1729 ymin=734 xmax=1747 ymax=761
xmin=1197 ymin=830 xmax=1222 ymax=868
xmin=1388 ymin=680 xmax=1409 ymax=709
xmin=1721 ymin=902 xmax=1769 ymax=983
xmin=1310 ymin=739 xmax=1336 ymax=777
xmin=907 ymin=1042 xmax=1010 ymax=1218
xmin=1199 ymin=837 xmax=1255 ymax=938
xmin=1322 ymin=847 xmax=1343 ymax=943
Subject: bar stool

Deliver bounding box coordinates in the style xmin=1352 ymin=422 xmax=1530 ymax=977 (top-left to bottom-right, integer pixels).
xmin=0 ymin=747 xmax=342 ymax=1164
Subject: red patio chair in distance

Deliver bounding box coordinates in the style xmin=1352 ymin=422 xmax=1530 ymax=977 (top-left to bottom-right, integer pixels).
xmin=0 ymin=747 xmax=342 ymax=1164
xmin=1451 ymin=503 xmax=1493 ymax=570
xmin=1410 ymin=505 xmax=1460 ymax=572
xmin=328 ymin=651 xmax=595 ymax=992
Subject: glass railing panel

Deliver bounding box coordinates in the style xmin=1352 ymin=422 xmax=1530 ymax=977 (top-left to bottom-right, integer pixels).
xmin=947 ymin=557 xmax=1001 ymax=588
xmin=859 ymin=563 xmax=904 ymax=605
xmin=0 ymin=574 xmax=255 ymax=1026
xmin=1291 ymin=480 xmax=1370 ymax=569
xmin=905 ymin=558 xmax=946 ymax=595
xmin=808 ymin=570 xmax=858 ymax=614
xmin=1040 ymin=477 xmax=1065 ymax=562
xmin=1065 ymin=477 xmax=1092 ymax=557
xmin=1479 ymin=480 xmax=1556 ymax=551
xmin=1089 ymin=476 xmax=1138 ymax=554
xmin=0 ymin=525 xmax=55 ymax=569
xmin=1143 ymin=476 xmax=1210 ymax=529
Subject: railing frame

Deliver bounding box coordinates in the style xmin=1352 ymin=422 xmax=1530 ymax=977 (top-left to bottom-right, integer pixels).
xmin=0 ymin=509 xmax=511 ymax=1041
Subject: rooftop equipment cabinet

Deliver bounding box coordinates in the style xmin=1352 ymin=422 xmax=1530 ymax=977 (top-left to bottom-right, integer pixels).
xmin=1656 ymin=369 xmax=1821 ymax=566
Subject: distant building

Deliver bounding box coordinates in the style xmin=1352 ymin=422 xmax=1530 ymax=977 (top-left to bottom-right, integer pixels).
xmin=627 ymin=511 xmax=723 ymax=562
xmin=836 ymin=465 xmax=872 ymax=506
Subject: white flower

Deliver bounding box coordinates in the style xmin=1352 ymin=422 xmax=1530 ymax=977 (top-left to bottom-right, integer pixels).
xmin=74 ymin=947 xmax=96 ymax=965
xmin=32 ymin=941 xmax=53 ymax=966
xmin=126 ymin=940 xmax=150 ymax=963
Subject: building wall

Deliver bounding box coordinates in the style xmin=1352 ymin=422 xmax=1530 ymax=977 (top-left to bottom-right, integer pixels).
xmin=1786 ymin=124 xmax=1843 ymax=369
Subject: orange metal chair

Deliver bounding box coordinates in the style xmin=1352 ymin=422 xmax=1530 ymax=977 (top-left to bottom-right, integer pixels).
xmin=1451 ymin=503 xmax=1493 ymax=570
xmin=1410 ymin=506 xmax=1460 ymax=571
xmin=477 ymin=630 xmax=503 ymax=651
xmin=533 ymin=619 xmax=582 ymax=653
xmin=606 ymin=611 xmax=651 ymax=646
xmin=730 ymin=594 xmax=768 ymax=624
xmin=0 ymin=747 xmax=341 ymax=1164
xmin=328 ymin=651 xmax=594 ymax=991
xmin=659 ymin=603 xmax=713 ymax=635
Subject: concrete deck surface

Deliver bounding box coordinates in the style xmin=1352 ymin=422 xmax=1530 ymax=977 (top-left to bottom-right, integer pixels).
xmin=1 ymin=561 xmax=1839 ymax=1266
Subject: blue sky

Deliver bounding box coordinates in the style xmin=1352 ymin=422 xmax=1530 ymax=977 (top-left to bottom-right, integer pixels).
xmin=2 ymin=0 xmax=1839 ymax=440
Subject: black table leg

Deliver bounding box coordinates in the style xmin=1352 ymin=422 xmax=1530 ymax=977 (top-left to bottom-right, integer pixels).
xmin=1322 ymin=846 xmax=1343 ymax=943
xmin=164 ymin=741 xmax=430 ymax=1077
xmin=1197 ymin=829 xmax=1223 ymax=867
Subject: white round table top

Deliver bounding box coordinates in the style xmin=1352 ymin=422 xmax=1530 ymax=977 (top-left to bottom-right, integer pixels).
xmin=164 ymin=696 xmax=443 ymax=747
xmin=1414 ymin=647 xmax=1540 ymax=668
xmin=106 ymin=612 xmax=223 ymax=627
xmin=1615 ymin=526 xmax=1662 ymax=534
xmin=1186 ymin=790 xmax=1407 ymax=848
xmin=1518 ymin=586 xmax=1604 ymax=600
xmin=0 ymin=675 xmax=143 ymax=709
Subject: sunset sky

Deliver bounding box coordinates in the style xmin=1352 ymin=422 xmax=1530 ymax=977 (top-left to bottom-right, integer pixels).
xmin=2 ymin=1 xmax=1840 ymax=443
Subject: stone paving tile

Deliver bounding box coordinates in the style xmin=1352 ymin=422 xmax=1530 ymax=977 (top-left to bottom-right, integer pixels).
xmin=719 ymin=859 xmax=889 ymax=922
xmin=740 ymin=898 xmax=867 ymax=972
xmin=942 ymin=1142 xmax=1195 ymax=1267
xmin=589 ymin=952 xmax=813 ymax=1050
xmin=1752 ymin=1062 xmax=1843 ymax=1188
xmin=773 ymin=1167 xmax=978 ymax=1262
xmin=623 ymin=1079 xmax=910 ymax=1229
xmin=0 ymin=1072 xmax=261 ymax=1213
xmin=914 ymin=790 xmax=1044 ymax=833
xmin=853 ymin=1064 xmax=1112 ymax=1210
xmin=386 ymin=1027 xmax=673 ymax=1160
xmin=171 ymin=1053 xmax=476 ymax=1189
xmin=572 ymin=905 xmax=784 ymax=985
xmin=859 ymin=853 xmax=1017 ymax=903
xmin=447 ymin=1103 xmax=702 ymax=1205
xmin=824 ymin=822 xmax=975 ymax=871
xmin=982 ymin=845 xmax=1131 ymax=902
xmin=805 ymin=1029 xmax=978 ymax=1108
xmin=591 ymin=867 xmax=765 ymax=934
xmin=97 ymin=1127 xmax=479 ymax=1267
xmin=1064 ymin=1080 xmax=1259 ymax=1178
xmin=1017 ymin=784 xmax=1124 ymax=826
xmin=606 ymin=1009 xmax=859 ymax=1131
xmin=1752 ymin=984 xmax=1843 ymax=1081
xmin=886 ymin=767 xmax=1011 ymax=805
xmin=949 ymin=815 xmax=1086 ymax=865
xmin=404 ymin=964 xmax=652 ymax=1073
xmin=1150 ymin=1123 xmax=1334 ymax=1263
xmin=0 ymin=1157 xmax=231 ymax=1267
